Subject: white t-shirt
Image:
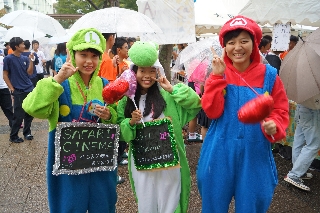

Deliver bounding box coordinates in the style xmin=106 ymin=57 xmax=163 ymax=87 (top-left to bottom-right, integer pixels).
xmin=31 ymin=50 xmax=46 ymax=74
xmin=0 ymin=56 xmax=8 ymax=89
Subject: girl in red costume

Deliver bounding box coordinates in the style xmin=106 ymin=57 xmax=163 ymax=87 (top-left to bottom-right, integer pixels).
xmin=197 ymin=16 xmax=289 ymax=213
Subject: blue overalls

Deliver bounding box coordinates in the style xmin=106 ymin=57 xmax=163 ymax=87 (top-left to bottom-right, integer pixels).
xmin=197 ymin=65 xmax=278 ymax=213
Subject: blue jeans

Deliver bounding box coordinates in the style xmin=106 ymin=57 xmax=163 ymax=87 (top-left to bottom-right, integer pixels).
xmin=288 ymin=104 xmax=320 ymax=178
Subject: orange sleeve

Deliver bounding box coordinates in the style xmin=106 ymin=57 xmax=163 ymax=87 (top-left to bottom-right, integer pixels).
xmin=98 ymin=53 xmax=117 ymax=81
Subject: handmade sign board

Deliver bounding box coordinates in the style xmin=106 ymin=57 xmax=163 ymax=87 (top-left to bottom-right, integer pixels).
xmin=131 ymin=117 xmax=180 ymax=170
xmin=52 ymin=122 xmax=119 ymax=175
xmin=271 ymin=23 xmax=291 ymax=51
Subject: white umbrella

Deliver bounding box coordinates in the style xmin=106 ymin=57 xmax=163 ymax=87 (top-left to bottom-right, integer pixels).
xmin=48 ymin=33 xmax=73 ymax=44
xmin=69 ymin=7 xmax=162 ymax=36
xmin=0 ymin=10 xmax=66 ymax=37
xmin=239 ymin=0 xmax=320 ymax=27
xmin=1 ymin=26 xmax=45 ymax=42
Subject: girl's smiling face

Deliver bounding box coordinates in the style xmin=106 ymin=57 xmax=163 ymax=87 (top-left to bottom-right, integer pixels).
xmin=225 ymin=30 xmax=253 ymax=71
xmin=74 ymin=50 xmax=99 ymax=75
xmin=136 ymin=66 xmax=157 ymax=94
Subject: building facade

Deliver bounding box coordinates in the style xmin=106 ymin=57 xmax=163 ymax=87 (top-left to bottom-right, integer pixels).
xmin=1 ymin=0 xmax=54 ymax=14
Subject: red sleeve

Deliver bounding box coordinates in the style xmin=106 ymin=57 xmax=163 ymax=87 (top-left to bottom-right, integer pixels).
xmin=261 ymin=76 xmax=289 ymax=142
xmin=201 ymin=74 xmax=227 ymax=119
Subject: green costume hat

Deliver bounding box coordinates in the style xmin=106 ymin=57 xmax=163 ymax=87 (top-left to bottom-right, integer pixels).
xmin=128 ymin=41 xmax=158 ymax=67
xmin=66 ymin=28 xmax=106 ymax=68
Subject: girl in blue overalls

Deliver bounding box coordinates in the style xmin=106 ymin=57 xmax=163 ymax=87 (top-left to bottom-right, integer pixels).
xmin=197 ymin=16 xmax=289 ymax=213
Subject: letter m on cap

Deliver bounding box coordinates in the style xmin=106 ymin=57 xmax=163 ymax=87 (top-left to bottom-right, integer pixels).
xmin=230 ymin=18 xmax=247 ymax=26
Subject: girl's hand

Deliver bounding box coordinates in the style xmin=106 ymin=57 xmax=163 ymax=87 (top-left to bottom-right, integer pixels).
xmin=211 ymin=47 xmax=226 ymax=76
xmin=263 ymin=120 xmax=277 ymax=136
xmin=53 ymin=49 xmax=78 ymax=84
xmin=130 ymin=109 xmax=142 ymax=126
xmin=152 ymin=69 xmax=173 ymax=93
xmin=94 ymin=105 xmax=111 ymax=120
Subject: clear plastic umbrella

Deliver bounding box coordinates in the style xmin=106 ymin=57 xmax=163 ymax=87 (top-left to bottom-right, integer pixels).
xmin=1 ymin=26 xmax=45 ymax=42
xmin=0 ymin=10 xmax=66 ymax=37
xmin=69 ymin=7 xmax=162 ymax=37
xmin=173 ymin=36 xmax=223 ymax=84
xmin=178 ymin=36 xmax=223 ymax=65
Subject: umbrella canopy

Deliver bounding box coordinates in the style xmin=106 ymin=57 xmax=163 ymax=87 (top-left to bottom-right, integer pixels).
xmin=1 ymin=26 xmax=45 ymax=42
xmin=239 ymin=0 xmax=320 ymax=27
xmin=69 ymin=7 xmax=162 ymax=37
xmin=0 ymin=10 xmax=66 ymax=37
xmin=178 ymin=36 xmax=222 ymax=65
xmin=279 ymin=28 xmax=320 ymax=103
xmin=173 ymin=36 xmax=223 ymax=84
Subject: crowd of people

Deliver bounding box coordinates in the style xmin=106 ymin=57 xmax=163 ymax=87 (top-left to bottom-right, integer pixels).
xmin=0 ymin=14 xmax=319 ymax=213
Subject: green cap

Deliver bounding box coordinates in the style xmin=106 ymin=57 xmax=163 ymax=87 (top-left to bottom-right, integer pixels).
xmin=128 ymin=41 xmax=158 ymax=67
xmin=66 ymin=28 xmax=106 ymax=67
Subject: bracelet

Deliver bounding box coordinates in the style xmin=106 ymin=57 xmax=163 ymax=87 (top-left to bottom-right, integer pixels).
xmin=30 ymin=57 xmax=35 ymax=61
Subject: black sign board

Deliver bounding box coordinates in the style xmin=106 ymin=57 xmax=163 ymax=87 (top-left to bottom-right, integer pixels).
xmin=53 ymin=122 xmax=119 ymax=175
xmin=131 ymin=117 xmax=179 ymax=170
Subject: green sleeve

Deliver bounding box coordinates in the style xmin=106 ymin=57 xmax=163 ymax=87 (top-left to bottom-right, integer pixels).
xmin=101 ymin=104 xmax=117 ymax=124
xmin=22 ymin=77 xmax=63 ymax=130
xmin=166 ymin=83 xmax=202 ymax=127
xmin=117 ymin=97 xmax=136 ymax=142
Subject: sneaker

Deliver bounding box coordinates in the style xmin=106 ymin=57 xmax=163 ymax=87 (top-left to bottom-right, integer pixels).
xmin=117 ymin=175 xmax=125 ymax=184
xmin=24 ymin=134 xmax=34 ymax=140
xmin=188 ymin=133 xmax=202 ymax=142
xmin=119 ymin=159 xmax=128 ymax=165
xmin=301 ymin=173 xmax=313 ymax=180
xmin=9 ymin=137 xmax=24 ymax=143
xmin=284 ymin=176 xmax=310 ymax=191
xmin=122 ymin=152 xmax=128 ymax=158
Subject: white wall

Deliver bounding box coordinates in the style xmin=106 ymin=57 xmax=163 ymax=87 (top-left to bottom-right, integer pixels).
xmin=1 ymin=0 xmax=54 ymax=14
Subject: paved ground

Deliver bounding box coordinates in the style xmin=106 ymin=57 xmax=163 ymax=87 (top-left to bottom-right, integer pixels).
xmin=0 ymin=109 xmax=320 ymax=213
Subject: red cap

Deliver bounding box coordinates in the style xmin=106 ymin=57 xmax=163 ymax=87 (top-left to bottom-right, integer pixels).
xmin=219 ymin=15 xmax=262 ymax=48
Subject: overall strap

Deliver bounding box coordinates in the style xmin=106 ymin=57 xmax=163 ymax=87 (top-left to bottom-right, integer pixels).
xmin=101 ymin=77 xmax=109 ymax=87
xmin=58 ymin=79 xmax=73 ymax=121
xmin=263 ymin=64 xmax=277 ymax=94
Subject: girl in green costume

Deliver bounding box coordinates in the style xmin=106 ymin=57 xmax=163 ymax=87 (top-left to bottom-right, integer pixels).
xmin=117 ymin=41 xmax=201 ymax=213
xmin=22 ymin=28 xmax=118 ymax=213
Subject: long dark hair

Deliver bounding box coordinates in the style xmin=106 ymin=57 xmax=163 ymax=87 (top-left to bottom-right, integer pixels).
xmin=55 ymin=43 xmax=67 ymax=55
xmin=124 ymin=65 xmax=166 ymax=119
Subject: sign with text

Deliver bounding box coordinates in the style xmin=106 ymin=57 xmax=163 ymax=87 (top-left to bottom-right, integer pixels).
xmin=131 ymin=117 xmax=179 ymax=170
xmin=137 ymin=0 xmax=196 ymax=44
xmin=271 ymin=23 xmax=291 ymax=51
xmin=53 ymin=122 xmax=119 ymax=175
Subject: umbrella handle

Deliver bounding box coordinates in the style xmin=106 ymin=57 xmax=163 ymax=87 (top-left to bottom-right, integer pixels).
xmin=133 ymin=100 xmax=145 ymax=127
